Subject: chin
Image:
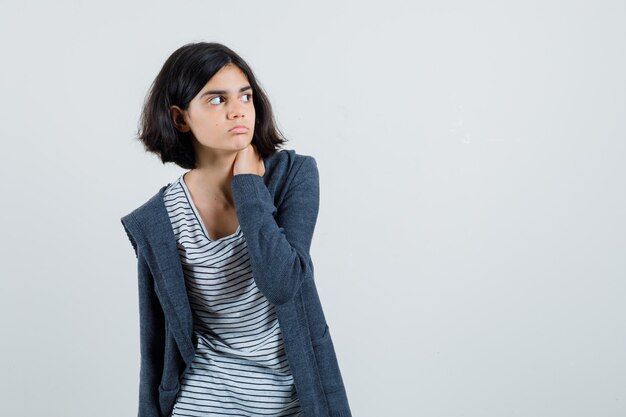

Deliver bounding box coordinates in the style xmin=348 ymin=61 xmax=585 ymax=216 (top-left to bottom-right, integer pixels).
xmin=234 ymin=135 xmax=254 ymax=148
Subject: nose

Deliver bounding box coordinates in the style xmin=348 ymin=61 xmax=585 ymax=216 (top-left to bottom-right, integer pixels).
xmin=227 ymin=100 xmax=245 ymax=119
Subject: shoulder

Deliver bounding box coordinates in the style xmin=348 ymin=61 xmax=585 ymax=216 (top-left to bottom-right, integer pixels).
xmin=263 ymin=148 xmax=318 ymax=186
xmin=259 ymin=149 xmax=319 ymax=208
xmin=120 ymin=182 xmax=170 ymax=247
xmin=121 ymin=185 xmax=166 ymax=221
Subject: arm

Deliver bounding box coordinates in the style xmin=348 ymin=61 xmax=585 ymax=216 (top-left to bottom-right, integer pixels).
xmin=121 ymin=217 xmax=166 ymax=417
xmin=121 ymin=219 xmax=165 ymax=416
xmin=136 ymin=250 xmax=165 ymax=417
xmin=231 ymin=156 xmax=320 ymax=306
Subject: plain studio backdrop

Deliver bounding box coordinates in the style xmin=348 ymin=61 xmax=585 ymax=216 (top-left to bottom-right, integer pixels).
xmin=0 ymin=1 xmax=624 ymax=416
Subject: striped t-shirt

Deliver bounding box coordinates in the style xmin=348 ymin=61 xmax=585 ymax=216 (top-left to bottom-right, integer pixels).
xmin=163 ymin=173 xmax=302 ymax=417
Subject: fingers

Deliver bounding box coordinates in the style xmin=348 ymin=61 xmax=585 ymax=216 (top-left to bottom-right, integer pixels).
xmin=233 ymin=142 xmax=264 ymax=176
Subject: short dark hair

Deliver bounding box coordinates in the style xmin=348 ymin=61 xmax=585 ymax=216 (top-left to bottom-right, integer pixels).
xmin=136 ymin=42 xmax=287 ymax=169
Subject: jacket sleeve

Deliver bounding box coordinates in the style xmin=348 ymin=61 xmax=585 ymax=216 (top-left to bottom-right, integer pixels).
xmin=231 ymin=155 xmax=320 ymax=306
xmin=122 ymin=217 xmax=166 ymax=417
xmin=136 ymin=250 xmax=166 ymax=417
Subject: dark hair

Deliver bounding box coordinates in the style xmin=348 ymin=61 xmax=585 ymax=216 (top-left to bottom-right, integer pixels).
xmin=136 ymin=42 xmax=287 ymax=169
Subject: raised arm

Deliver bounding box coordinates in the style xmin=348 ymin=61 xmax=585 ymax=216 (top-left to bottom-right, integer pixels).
xmin=231 ymin=156 xmax=320 ymax=306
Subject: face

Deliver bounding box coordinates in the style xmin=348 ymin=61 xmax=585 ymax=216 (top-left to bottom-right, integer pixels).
xmin=171 ymin=63 xmax=256 ymax=157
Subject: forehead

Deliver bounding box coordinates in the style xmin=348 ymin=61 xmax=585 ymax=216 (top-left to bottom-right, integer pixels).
xmin=205 ymin=64 xmax=249 ymax=87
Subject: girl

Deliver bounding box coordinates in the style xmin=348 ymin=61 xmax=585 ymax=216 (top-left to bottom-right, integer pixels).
xmin=120 ymin=42 xmax=352 ymax=417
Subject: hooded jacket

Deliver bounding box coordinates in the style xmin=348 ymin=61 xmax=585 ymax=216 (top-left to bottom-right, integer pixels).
xmin=120 ymin=149 xmax=352 ymax=417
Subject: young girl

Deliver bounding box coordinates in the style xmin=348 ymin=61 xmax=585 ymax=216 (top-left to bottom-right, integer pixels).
xmin=120 ymin=42 xmax=352 ymax=417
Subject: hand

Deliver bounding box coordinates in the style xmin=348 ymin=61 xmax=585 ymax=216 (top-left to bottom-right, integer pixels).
xmin=233 ymin=143 xmax=266 ymax=176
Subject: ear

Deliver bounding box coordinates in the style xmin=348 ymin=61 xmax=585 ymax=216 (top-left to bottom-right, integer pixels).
xmin=170 ymin=105 xmax=190 ymax=133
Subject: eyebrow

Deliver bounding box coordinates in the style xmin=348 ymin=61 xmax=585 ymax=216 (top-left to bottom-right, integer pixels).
xmin=199 ymin=85 xmax=252 ymax=98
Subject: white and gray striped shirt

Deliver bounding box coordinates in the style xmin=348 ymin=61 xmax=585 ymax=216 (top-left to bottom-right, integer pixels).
xmin=163 ymin=173 xmax=302 ymax=417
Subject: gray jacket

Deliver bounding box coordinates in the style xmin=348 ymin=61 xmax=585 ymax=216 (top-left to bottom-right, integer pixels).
xmin=120 ymin=149 xmax=352 ymax=417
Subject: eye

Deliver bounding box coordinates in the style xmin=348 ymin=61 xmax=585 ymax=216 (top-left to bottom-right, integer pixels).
xmin=242 ymin=93 xmax=252 ymax=102
xmin=208 ymin=96 xmax=225 ymax=105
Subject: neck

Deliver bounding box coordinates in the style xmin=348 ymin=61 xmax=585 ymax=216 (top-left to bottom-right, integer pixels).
xmin=185 ymin=147 xmax=239 ymax=207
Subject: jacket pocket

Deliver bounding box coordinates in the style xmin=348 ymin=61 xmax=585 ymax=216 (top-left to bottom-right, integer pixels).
xmin=158 ymin=381 xmax=180 ymax=417
xmin=311 ymin=324 xmax=345 ymax=394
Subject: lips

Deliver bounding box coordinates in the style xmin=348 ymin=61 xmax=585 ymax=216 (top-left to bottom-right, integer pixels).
xmin=229 ymin=125 xmax=248 ymax=133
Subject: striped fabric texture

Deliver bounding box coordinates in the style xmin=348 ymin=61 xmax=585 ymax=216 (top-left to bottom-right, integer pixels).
xmin=163 ymin=174 xmax=302 ymax=417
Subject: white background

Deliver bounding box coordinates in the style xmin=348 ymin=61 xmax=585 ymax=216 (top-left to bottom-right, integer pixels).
xmin=0 ymin=1 xmax=624 ymax=416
